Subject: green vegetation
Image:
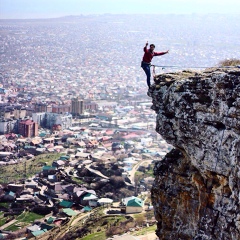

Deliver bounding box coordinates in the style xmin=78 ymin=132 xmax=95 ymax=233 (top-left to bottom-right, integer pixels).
xmin=135 ymin=171 xmax=144 ymax=180
xmin=133 ymin=213 xmax=145 ymax=226
xmin=132 ymin=225 xmax=157 ymax=236
xmin=0 ymin=153 xmax=62 ymax=184
xmin=59 ymin=213 xmax=134 ymax=240
xmin=0 ymin=213 xmax=14 ymax=228
xmin=79 ymin=231 xmax=106 ymax=240
xmin=219 ymin=59 xmax=240 ymax=67
xmin=145 ymin=165 xmax=154 ymax=177
xmin=4 ymin=224 xmax=20 ymax=231
xmin=16 ymin=211 xmax=44 ymax=223
xmin=72 ymin=177 xmax=84 ymax=184
xmin=3 ymin=212 xmax=44 ymax=231
xmin=0 ymin=214 xmax=6 ymax=227
xmin=0 ymin=202 xmax=10 ymax=208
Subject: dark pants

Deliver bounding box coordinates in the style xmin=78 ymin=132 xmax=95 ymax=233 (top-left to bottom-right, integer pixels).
xmin=141 ymin=61 xmax=151 ymax=87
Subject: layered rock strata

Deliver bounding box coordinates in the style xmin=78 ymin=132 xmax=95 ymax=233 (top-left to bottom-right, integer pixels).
xmin=149 ymin=67 xmax=240 ymax=240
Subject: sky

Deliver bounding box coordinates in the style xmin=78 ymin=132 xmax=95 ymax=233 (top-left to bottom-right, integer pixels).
xmin=1 ymin=0 xmax=240 ymax=19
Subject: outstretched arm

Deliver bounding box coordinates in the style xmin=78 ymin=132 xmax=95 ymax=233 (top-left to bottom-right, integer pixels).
xmin=154 ymin=50 xmax=169 ymax=56
xmin=143 ymin=41 xmax=148 ymax=52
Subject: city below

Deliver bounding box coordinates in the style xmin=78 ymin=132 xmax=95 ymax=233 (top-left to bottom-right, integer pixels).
xmin=0 ymin=13 xmax=240 ymax=239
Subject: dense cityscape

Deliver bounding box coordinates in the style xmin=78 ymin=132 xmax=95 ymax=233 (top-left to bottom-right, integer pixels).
xmin=0 ymin=14 xmax=240 ymax=239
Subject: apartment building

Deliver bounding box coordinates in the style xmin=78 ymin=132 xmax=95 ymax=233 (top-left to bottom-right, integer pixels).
xmin=18 ymin=119 xmax=38 ymax=138
xmin=71 ymin=98 xmax=84 ymax=116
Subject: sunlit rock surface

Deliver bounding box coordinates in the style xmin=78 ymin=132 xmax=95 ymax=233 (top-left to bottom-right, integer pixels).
xmin=149 ymin=67 xmax=240 ymax=240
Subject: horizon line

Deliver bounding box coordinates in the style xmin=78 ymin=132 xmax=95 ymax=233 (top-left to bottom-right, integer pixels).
xmin=1 ymin=12 xmax=239 ymax=21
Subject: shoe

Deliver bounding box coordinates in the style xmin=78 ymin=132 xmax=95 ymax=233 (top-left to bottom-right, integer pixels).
xmin=149 ymin=84 xmax=154 ymax=90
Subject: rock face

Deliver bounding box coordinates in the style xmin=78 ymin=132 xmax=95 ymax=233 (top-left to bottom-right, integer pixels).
xmin=149 ymin=67 xmax=240 ymax=240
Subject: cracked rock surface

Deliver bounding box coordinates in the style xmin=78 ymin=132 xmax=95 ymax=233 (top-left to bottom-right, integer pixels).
xmin=149 ymin=67 xmax=240 ymax=240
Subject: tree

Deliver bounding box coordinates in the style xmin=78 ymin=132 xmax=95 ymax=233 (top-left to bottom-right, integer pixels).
xmin=109 ymin=176 xmax=125 ymax=188
xmin=134 ymin=214 xmax=145 ymax=227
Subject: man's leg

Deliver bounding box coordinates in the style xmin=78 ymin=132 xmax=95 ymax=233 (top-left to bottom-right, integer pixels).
xmin=142 ymin=64 xmax=151 ymax=87
xmin=145 ymin=65 xmax=151 ymax=87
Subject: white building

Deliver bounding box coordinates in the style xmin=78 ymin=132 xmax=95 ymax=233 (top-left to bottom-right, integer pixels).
xmin=141 ymin=138 xmax=153 ymax=147
xmin=32 ymin=112 xmax=46 ymax=127
xmin=0 ymin=118 xmax=18 ymax=134
xmin=32 ymin=112 xmax=72 ymax=130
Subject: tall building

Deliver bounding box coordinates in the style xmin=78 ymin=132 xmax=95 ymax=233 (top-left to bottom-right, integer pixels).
xmin=52 ymin=104 xmax=71 ymax=114
xmin=84 ymin=100 xmax=98 ymax=112
xmin=33 ymin=103 xmax=52 ymax=113
xmin=18 ymin=119 xmax=38 ymax=138
xmin=71 ymin=98 xmax=84 ymax=115
xmin=0 ymin=104 xmax=26 ymax=119
xmin=32 ymin=112 xmax=47 ymax=128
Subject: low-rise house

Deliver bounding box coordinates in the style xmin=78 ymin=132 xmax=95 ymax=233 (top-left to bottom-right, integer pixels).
xmin=80 ymin=191 xmax=98 ymax=207
xmin=0 ymin=233 xmax=8 ymax=239
xmin=16 ymin=194 xmax=35 ymax=203
xmin=7 ymin=184 xmax=24 ymax=193
xmin=141 ymin=138 xmax=153 ymax=147
xmin=59 ymin=200 xmax=73 ymax=209
xmin=26 ymin=223 xmax=53 ymax=239
xmin=75 ymin=140 xmax=86 ymax=148
xmin=83 ymin=206 xmax=92 ymax=212
xmin=97 ymin=198 xmax=113 ymax=207
xmin=52 ymin=183 xmax=64 ymax=194
xmin=25 ymin=181 xmax=39 ymax=190
xmin=26 ymin=224 xmax=41 ymax=238
xmin=39 ymin=223 xmax=54 ymax=231
xmin=99 ymin=136 xmax=113 ymax=145
xmin=3 ymin=190 xmax=16 ymax=201
xmin=75 ymin=152 xmax=91 ymax=159
xmin=59 ymin=155 xmax=70 ymax=161
xmin=24 ymin=145 xmax=37 ymax=155
xmin=42 ymin=166 xmax=57 ymax=177
xmin=61 ymin=208 xmax=78 ymax=217
xmin=48 ymin=175 xmax=58 ymax=183
xmin=72 ymin=189 xmax=84 ymax=200
xmin=56 ymin=193 xmax=70 ymax=201
xmin=72 ymin=188 xmax=98 ymax=207
xmin=121 ymin=196 xmax=144 ymax=214
xmin=52 ymin=159 xmax=68 ymax=168
xmin=69 ymin=159 xmax=79 ymax=167
xmin=86 ymin=139 xmax=98 ymax=149
xmin=46 ymin=183 xmax=75 ymax=199
xmin=45 ymin=216 xmax=56 ymax=224
xmin=112 ymin=142 xmax=123 ymax=151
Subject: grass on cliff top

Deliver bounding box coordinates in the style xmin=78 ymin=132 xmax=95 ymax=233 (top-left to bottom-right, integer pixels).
xmin=0 ymin=153 xmax=62 ymax=184
xmin=219 ymin=58 xmax=240 ymax=66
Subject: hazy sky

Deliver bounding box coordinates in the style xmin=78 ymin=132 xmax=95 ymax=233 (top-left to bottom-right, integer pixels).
xmin=1 ymin=0 xmax=240 ymax=19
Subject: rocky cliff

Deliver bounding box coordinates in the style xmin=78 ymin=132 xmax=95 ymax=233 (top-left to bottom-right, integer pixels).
xmin=149 ymin=67 xmax=240 ymax=240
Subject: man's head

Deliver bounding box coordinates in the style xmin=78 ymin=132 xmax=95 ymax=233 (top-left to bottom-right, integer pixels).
xmin=150 ymin=44 xmax=155 ymax=49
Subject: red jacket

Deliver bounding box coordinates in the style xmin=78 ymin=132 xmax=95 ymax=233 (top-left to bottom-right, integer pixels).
xmin=142 ymin=46 xmax=166 ymax=63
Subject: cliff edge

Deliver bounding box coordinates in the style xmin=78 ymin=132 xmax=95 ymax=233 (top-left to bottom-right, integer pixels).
xmin=148 ymin=67 xmax=240 ymax=240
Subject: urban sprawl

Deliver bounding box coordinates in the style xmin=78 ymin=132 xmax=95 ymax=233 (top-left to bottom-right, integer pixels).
xmin=0 ymin=14 xmax=239 ymax=239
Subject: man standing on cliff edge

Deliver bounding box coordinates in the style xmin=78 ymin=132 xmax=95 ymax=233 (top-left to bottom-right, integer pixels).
xmin=141 ymin=41 xmax=169 ymax=88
